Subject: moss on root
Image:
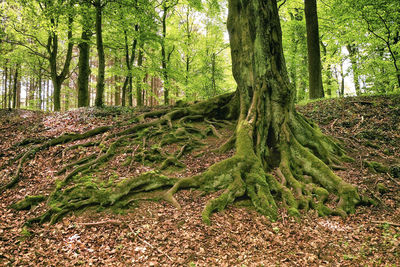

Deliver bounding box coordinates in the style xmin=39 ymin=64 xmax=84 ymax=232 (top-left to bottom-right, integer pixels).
xmin=10 ymin=195 xmax=46 ymax=210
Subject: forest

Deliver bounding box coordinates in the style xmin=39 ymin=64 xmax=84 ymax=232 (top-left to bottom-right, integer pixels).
xmin=0 ymin=0 xmax=399 ymax=265
xmin=0 ymin=0 xmax=398 ymax=110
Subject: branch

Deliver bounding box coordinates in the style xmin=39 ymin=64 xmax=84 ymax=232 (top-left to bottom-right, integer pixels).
xmin=11 ymin=24 xmax=48 ymax=48
xmin=362 ymin=14 xmax=388 ymax=44
xmin=371 ymin=220 xmax=400 ymax=227
xmin=278 ymin=0 xmax=287 ymax=10
xmin=3 ymin=39 xmax=48 ymax=59
xmin=59 ymin=15 xmax=74 ymax=80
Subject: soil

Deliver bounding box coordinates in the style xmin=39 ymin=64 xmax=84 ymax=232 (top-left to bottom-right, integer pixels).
xmin=0 ymin=95 xmax=399 ymax=266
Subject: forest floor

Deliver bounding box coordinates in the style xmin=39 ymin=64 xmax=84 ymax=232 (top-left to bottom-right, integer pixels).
xmin=0 ymin=94 xmax=399 ymax=266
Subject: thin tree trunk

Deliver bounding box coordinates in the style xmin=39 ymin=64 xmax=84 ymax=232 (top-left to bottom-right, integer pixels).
xmin=77 ymin=19 xmax=92 ymax=107
xmin=346 ymin=44 xmax=361 ymax=96
xmin=16 ymin=77 xmax=20 ymax=109
xmin=136 ymin=48 xmax=143 ymax=107
xmin=3 ymin=66 xmax=8 ymax=109
xmin=37 ymin=71 xmax=42 ymax=110
xmin=12 ymin=66 xmax=19 ymax=109
xmin=94 ymin=0 xmax=105 ymax=108
xmin=8 ymin=68 xmax=13 ymax=109
xmin=304 ymin=0 xmax=324 ymax=99
xmin=161 ymin=4 xmax=169 ymax=105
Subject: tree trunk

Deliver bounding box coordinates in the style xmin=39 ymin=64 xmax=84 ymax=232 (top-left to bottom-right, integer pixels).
xmin=3 ymin=65 xmax=8 ymax=109
xmin=16 ymin=77 xmax=21 ymax=109
xmin=77 ymin=24 xmax=91 ymax=107
xmin=346 ymin=44 xmax=361 ymax=96
xmin=13 ymin=67 xmax=19 ymax=109
xmin=38 ymin=72 xmax=42 ymax=110
xmin=304 ymin=0 xmax=324 ymax=99
xmin=136 ymin=48 xmax=144 ymax=107
xmin=8 ymin=67 xmax=12 ymax=109
xmin=161 ymin=4 xmax=169 ymax=105
xmin=94 ymin=1 xmax=105 ymax=108
xmin=114 ymin=74 xmax=121 ymax=106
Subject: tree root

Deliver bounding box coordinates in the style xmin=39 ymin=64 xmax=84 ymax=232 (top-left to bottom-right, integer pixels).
xmin=0 ymin=126 xmax=111 ymax=194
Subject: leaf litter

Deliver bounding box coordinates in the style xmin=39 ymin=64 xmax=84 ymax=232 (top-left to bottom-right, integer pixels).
xmin=0 ymin=95 xmax=399 ymax=266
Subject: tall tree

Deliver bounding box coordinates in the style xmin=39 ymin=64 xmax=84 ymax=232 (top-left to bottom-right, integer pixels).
xmin=304 ymin=0 xmax=324 ymax=99
xmin=77 ymin=3 xmax=93 ymax=107
xmin=93 ymin=0 xmax=106 ymax=108
xmin=160 ymin=0 xmax=177 ymax=105
xmin=12 ymin=65 xmax=19 ymax=109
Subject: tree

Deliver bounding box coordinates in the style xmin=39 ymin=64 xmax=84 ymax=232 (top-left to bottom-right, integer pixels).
xmin=5 ymin=0 xmax=75 ymax=111
xmin=93 ymin=0 xmax=106 ymax=108
xmin=304 ymin=0 xmax=324 ymax=99
xmin=160 ymin=0 xmax=178 ymax=105
xmin=5 ymin=0 xmax=366 ymax=226
xmin=77 ymin=3 xmax=93 ymax=108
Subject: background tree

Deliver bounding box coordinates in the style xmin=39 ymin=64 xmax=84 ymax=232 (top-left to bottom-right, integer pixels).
xmin=304 ymin=0 xmax=324 ymax=99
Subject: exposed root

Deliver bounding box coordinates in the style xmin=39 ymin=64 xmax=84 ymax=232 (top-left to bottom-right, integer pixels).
xmin=0 ymin=126 xmax=111 ymax=194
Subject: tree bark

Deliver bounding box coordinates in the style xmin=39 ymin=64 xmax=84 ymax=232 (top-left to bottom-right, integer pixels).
xmin=94 ymin=0 xmax=105 ymax=108
xmin=304 ymin=0 xmax=324 ymax=99
xmin=77 ymin=11 xmax=92 ymax=108
xmin=48 ymin=15 xmax=74 ymax=111
xmin=346 ymin=44 xmax=361 ymax=96
xmin=136 ymin=48 xmax=144 ymax=107
xmin=3 ymin=65 xmax=8 ymax=109
xmin=13 ymin=67 xmax=19 ymax=109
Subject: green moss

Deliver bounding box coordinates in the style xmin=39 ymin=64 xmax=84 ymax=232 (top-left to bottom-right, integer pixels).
xmin=11 ymin=195 xmax=46 ymax=210
xmin=376 ymin=183 xmax=388 ymax=194
xmin=160 ymin=156 xmax=185 ymax=170
xmin=122 ymin=156 xmax=132 ymax=166
xmin=341 ymin=155 xmax=355 ymax=163
xmin=313 ymin=187 xmax=329 ymax=202
xmin=288 ymin=207 xmax=300 ymax=217
xmin=365 ymin=161 xmax=389 ymax=173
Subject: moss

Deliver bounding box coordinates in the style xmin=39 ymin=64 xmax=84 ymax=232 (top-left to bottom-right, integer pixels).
xmin=337 ymin=183 xmax=360 ymax=214
xmin=160 ymin=156 xmax=185 ymax=170
xmin=376 ymin=183 xmax=388 ymax=194
xmin=288 ymin=207 xmax=300 ymax=217
xmin=367 ymin=161 xmax=389 ymax=173
xmin=11 ymin=195 xmax=46 ymax=210
xmin=341 ymin=155 xmax=355 ymax=163
xmin=122 ymin=156 xmax=133 ymax=166
xmin=313 ymin=187 xmax=329 ymax=202
xmin=390 ymin=165 xmax=400 ymax=178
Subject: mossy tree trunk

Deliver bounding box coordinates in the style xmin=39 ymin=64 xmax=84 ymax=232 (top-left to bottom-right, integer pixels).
xmin=77 ymin=3 xmax=92 ymax=108
xmin=94 ymin=0 xmax=105 ymax=108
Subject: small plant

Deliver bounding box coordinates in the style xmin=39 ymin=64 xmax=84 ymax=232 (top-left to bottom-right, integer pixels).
xmin=20 ymin=227 xmax=32 ymax=239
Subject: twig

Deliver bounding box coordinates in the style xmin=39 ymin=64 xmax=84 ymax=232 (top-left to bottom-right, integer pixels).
xmin=127 ymin=224 xmax=173 ymax=261
xmin=366 ymin=187 xmax=383 ymax=204
xmin=330 ymin=118 xmax=338 ymax=131
xmin=371 ymin=220 xmax=400 ymax=227
xmin=78 ymin=220 xmax=122 ymax=226
xmin=386 ymin=173 xmax=400 ymax=187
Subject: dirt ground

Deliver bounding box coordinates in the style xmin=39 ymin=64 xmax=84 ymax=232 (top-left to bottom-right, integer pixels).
xmin=0 ymin=95 xmax=399 ymax=266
